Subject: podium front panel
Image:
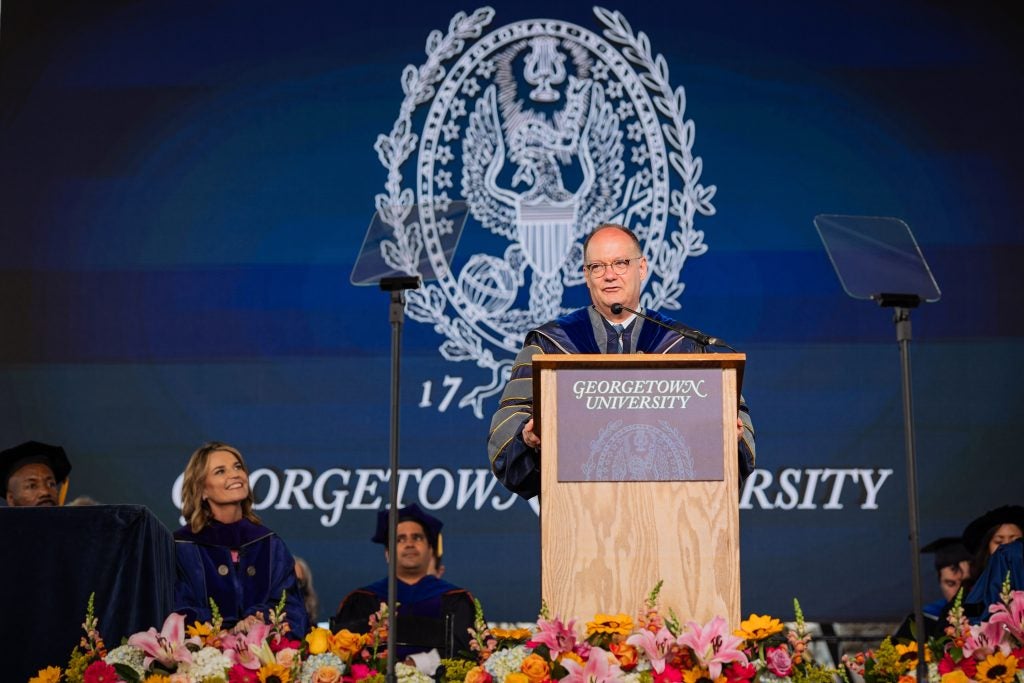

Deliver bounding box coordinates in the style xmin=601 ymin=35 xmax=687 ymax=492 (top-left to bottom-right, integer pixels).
xmin=535 ymin=354 xmax=742 ymax=625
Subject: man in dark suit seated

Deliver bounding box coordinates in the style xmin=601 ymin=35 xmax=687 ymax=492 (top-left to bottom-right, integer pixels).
xmin=331 ymin=503 xmax=478 ymax=658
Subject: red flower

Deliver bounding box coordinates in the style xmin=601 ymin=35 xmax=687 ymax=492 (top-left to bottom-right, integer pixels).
xmin=270 ymin=635 xmax=302 ymax=653
xmin=959 ymin=658 xmax=977 ymax=678
xmin=345 ymin=663 xmax=374 ymax=682
xmin=653 ymin=664 xmax=683 ymax=683
xmin=725 ymin=661 xmax=757 ymax=683
xmin=229 ymin=663 xmax=260 ymax=683
xmin=83 ymin=661 xmax=121 ymax=683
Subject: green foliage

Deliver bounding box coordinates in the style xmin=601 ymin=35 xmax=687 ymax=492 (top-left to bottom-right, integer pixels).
xmin=645 ymin=580 xmax=665 ymax=611
xmin=440 ymin=658 xmax=476 ymax=683
xmin=65 ymin=648 xmax=91 ymax=683
xmin=862 ymin=638 xmax=902 ymax=683
xmin=112 ymin=662 xmax=142 ymax=683
xmin=666 ymin=607 xmax=681 ymax=637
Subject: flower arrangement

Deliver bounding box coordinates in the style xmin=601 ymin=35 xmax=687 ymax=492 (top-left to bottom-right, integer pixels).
xmin=436 ymin=583 xmax=842 ymax=683
xmin=28 ymin=580 xmax=1024 ymax=683
xmin=842 ymin=579 xmax=1024 ymax=683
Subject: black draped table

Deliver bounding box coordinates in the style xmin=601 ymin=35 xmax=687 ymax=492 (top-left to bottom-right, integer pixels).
xmin=0 ymin=505 xmax=175 ymax=682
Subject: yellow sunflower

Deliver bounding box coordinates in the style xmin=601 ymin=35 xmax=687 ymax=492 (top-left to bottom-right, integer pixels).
xmin=492 ymin=627 xmax=533 ymax=641
xmin=733 ymin=614 xmax=784 ymax=641
xmin=559 ymin=651 xmax=585 ymax=667
xmin=941 ymin=671 xmax=971 ymax=683
xmin=258 ymin=662 xmax=293 ymax=683
xmin=976 ymin=652 xmax=1018 ymax=683
xmin=894 ymin=641 xmax=931 ymax=670
xmin=586 ymin=613 xmax=634 ymax=637
xmin=682 ymin=667 xmax=726 ymax=683
xmin=28 ymin=667 xmax=61 ymax=683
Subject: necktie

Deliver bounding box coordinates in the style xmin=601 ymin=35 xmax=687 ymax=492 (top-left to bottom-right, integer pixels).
xmin=612 ymin=324 xmax=625 ymax=353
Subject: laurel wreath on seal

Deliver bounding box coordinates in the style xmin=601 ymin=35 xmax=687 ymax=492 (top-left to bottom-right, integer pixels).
xmin=373 ymin=7 xmax=716 ymax=418
xmin=594 ymin=7 xmax=716 ymax=312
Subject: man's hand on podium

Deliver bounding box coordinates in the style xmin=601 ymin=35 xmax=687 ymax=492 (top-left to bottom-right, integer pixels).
xmin=522 ymin=418 xmax=541 ymax=450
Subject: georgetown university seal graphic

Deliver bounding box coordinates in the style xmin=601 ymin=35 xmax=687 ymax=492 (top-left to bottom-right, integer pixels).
xmin=373 ymin=7 xmax=717 ymax=418
xmin=582 ymin=420 xmax=694 ymax=482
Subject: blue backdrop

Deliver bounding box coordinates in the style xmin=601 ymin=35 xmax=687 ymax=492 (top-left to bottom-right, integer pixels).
xmin=1 ymin=0 xmax=1021 ymax=624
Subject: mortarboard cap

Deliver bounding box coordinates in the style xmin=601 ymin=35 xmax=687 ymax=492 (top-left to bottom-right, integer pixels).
xmin=920 ymin=536 xmax=971 ymax=571
xmin=0 ymin=441 xmax=72 ymax=491
xmin=962 ymin=505 xmax=1024 ymax=555
xmin=372 ymin=503 xmax=443 ymax=550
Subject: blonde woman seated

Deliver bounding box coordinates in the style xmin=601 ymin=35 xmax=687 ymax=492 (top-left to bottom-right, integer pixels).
xmin=174 ymin=442 xmax=308 ymax=635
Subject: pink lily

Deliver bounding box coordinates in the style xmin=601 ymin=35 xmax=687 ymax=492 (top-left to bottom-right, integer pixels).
xmin=529 ymin=616 xmax=580 ymax=660
xmin=676 ymin=616 xmax=749 ymax=679
xmin=627 ymin=626 xmax=676 ymax=674
xmin=561 ymin=646 xmax=624 ymax=683
xmin=127 ymin=612 xmax=194 ymax=668
xmin=989 ymin=590 xmax=1024 ymax=644
xmin=222 ymin=621 xmax=275 ymax=669
xmin=962 ymin=620 xmax=1009 ymax=659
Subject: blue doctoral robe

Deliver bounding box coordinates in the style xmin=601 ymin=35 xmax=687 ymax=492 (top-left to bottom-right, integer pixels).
xmin=965 ymin=539 xmax=1024 ymax=621
xmin=174 ymin=518 xmax=309 ymax=636
xmin=487 ymin=306 xmax=756 ymax=499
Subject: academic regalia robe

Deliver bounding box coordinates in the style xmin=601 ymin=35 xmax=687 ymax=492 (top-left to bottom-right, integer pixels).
xmin=174 ymin=518 xmax=309 ymax=635
xmin=331 ymin=575 xmax=476 ymax=658
xmin=487 ymin=306 xmax=756 ymax=499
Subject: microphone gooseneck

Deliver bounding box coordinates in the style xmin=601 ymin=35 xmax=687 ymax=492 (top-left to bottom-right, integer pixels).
xmin=609 ymin=303 xmax=734 ymax=351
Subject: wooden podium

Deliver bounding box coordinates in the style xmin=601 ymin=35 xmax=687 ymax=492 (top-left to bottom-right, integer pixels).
xmin=533 ymin=353 xmax=744 ymax=625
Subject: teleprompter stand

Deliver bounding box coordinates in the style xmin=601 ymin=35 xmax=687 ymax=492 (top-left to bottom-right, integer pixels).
xmin=351 ymin=202 xmax=468 ymax=681
xmin=815 ymin=214 xmax=941 ymax=681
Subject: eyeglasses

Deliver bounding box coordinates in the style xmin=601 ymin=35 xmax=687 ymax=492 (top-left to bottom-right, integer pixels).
xmin=583 ymin=257 xmax=642 ymax=277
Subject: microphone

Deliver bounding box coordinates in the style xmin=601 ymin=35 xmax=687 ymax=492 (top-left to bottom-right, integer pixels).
xmin=610 ymin=303 xmax=735 ymax=351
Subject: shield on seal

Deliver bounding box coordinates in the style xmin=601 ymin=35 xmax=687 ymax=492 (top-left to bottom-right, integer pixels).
xmin=516 ymin=198 xmax=578 ymax=279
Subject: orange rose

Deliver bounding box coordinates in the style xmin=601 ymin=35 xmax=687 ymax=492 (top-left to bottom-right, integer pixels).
xmin=465 ymin=666 xmax=494 ymax=683
xmin=312 ymin=666 xmax=343 ymax=683
xmin=610 ymin=643 xmax=639 ymax=671
xmin=506 ymin=673 xmax=529 ymax=683
xmin=521 ymin=653 xmax=551 ymax=683
xmin=331 ymin=629 xmax=364 ymax=661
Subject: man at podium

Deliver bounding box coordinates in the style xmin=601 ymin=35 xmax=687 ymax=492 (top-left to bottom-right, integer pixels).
xmin=487 ymin=224 xmax=755 ymax=499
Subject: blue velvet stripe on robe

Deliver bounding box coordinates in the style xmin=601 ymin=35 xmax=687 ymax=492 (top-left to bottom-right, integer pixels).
xmin=174 ymin=518 xmax=309 ymax=635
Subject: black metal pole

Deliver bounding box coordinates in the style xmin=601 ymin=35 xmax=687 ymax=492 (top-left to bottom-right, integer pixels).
xmin=895 ymin=306 xmax=927 ymax=681
xmin=385 ymin=287 xmax=405 ymax=683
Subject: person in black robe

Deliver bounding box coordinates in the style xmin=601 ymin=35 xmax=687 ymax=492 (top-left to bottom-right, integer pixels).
xmin=331 ymin=503 xmax=477 ymax=658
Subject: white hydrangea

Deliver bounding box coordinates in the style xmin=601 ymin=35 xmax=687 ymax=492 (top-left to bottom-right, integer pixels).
xmin=483 ymin=645 xmax=530 ymax=682
xmin=180 ymin=645 xmax=233 ymax=680
xmin=104 ymin=644 xmax=146 ymax=678
xmin=622 ymin=672 xmax=645 ymax=683
xmin=396 ymin=662 xmax=434 ymax=683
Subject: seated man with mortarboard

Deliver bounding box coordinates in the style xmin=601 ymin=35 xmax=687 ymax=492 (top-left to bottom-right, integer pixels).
xmin=893 ymin=536 xmax=973 ymax=641
xmin=921 ymin=536 xmax=972 ymax=616
xmin=331 ymin=503 xmax=478 ymax=659
xmin=0 ymin=441 xmax=72 ymax=507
